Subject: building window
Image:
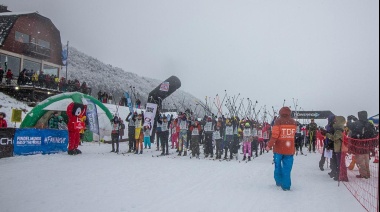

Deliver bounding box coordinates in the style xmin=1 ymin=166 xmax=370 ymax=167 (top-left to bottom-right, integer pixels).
xmin=0 ymin=54 xmax=21 ymax=76
xmin=43 ymin=64 xmax=58 ymax=76
xmin=23 ymin=59 xmax=41 ymax=75
xmin=38 ymin=39 xmax=50 ymax=49
xmin=15 ymin=31 xmax=30 ymax=43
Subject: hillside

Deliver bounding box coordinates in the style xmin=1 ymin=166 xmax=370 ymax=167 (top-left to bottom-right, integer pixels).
xmin=66 ymin=46 xmax=202 ymax=113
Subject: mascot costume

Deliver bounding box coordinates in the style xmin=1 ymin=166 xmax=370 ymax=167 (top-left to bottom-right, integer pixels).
xmin=67 ymin=102 xmax=87 ymax=155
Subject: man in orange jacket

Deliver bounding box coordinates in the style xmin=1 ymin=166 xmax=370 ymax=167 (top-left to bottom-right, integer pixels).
xmin=266 ymin=107 xmax=296 ymax=191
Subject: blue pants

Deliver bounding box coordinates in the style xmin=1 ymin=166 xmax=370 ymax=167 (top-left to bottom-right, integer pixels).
xmin=273 ymin=153 xmax=294 ymax=190
xmin=144 ymin=136 xmax=151 ymax=148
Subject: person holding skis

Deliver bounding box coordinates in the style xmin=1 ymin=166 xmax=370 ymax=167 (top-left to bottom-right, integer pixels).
xmin=242 ymin=122 xmax=253 ymax=161
xmin=190 ymin=120 xmax=202 ymax=158
xmin=266 ymin=107 xmax=297 ymax=191
xmin=126 ymin=112 xmax=136 ymax=152
xmin=134 ymin=112 xmax=144 ymax=154
xmin=159 ymin=114 xmax=172 ymax=155
xmin=203 ymin=116 xmax=215 ymax=158
xmin=178 ymin=112 xmax=189 ymax=156
xmin=224 ymin=118 xmax=234 ymax=160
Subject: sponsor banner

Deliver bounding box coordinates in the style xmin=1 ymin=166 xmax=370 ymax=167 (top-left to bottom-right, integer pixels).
xmin=14 ymin=129 xmax=69 ymax=156
xmin=0 ymin=128 xmax=15 ymax=158
xmin=85 ymin=98 xmax=99 ymax=136
xmin=143 ymin=103 xmax=158 ymax=135
xmin=159 ymin=82 xmax=170 ymax=92
xmin=291 ymin=111 xmax=334 ymax=119
xmin=124 ymin=92 xmax=134 ymax=114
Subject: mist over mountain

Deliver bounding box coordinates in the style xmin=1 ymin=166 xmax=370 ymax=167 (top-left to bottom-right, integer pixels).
xmin=65 ymin=46 xmax=204 ymax=114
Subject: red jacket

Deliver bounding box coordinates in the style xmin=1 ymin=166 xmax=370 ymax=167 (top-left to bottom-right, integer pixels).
xmin=267 ymin=107 xmax=297 ymax=155
xmin=0 ymin=118 xmax=7 ymax=128
xmin=6 ymin=71 xmax=13 ymax=79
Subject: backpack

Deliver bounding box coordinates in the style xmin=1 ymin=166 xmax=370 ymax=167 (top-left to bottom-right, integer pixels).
xmin=361 ymin=121 xmax=377 ymax=139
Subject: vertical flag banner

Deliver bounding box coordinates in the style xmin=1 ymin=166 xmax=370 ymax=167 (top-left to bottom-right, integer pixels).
xmin=85 ymin=98 xmax=100 ymax=140
xmin=143 ymin=103 xmax=157 ymax=135
xmin=124 ymin=92 xmax=134 ymax=114
xmin=62 ymin=45 xmax=68 ymax=66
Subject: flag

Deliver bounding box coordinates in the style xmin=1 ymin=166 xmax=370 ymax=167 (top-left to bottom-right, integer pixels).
xmin=62 ymin=46 xmax=68 ymax=66
xmin=144 ymin=103 xmax=158 ymax=135
xmin=124 ymin=92 xmax=133 ymax=114
xmin=85 ymin=98 xmax=100 ymax=138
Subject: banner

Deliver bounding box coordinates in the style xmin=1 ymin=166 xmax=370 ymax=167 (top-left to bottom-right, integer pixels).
xmin=0 ymin=128 xmax=15 ymax=158
xmin=13 ymin=129 xmax=69 ymax=156
xmin=291 ymin=111 xmax=335 ymax=119
xmin=124 ymin=92 xmax=134 ymax=114
xmin=143 ymin=103 xmax=157 ymax=135
xmin=85 ymin=98 xmax=99 ymax=137
xmin=11 ymin=109 xmax=22 ymax=123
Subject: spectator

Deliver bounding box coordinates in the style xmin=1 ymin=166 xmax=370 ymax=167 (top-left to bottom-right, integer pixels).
xmin=119 ymin=118 xmax=125 ymax=141
xmin=80 ymin=82 xmax=88 ymax=94
xmin=32 ymin=71 xmax=39 ymax=86
xmin=0 ymin=112 xmax=7 ymax=128
xmin=48 ymin=111 xmax=60 ymax=129
xmin=6 ymin=69 xmax=13 ymax=85
xmin=347 ymin=111 xmax=378 ymax=179
xmin=136 ymin=99 xmax=141 ymax=109
xmin=97 ymin=90 xmax=102 ymax=101
xmin=38 ymin=70 xmax=45 ymax=87
xmin=0 ymin=67 xmax=4 ymax=84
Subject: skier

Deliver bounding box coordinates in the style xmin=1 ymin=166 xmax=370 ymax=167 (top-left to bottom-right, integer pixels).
xmin=143 ymin=125 xmax=151 ymax=150
xmin=126 ymin=112 xmax=136 ymax=152
xmin=170 ymin=118 xmax=179 ymax=150
xmin=159 ymin=114 xmax=172 ymax=155
xmin=224 ymin=118 xmax=234 ymax=159
xmin=214 ymin=123 xmax=223 ymax=159
xmin=110 ymin=117 xmax=120 ymax=153
xmin=203 ymin=116 xmax=214 ymax=158
xmin=134 ymin=112 xmax=144 ymax=154
xmin=242 ymin=122 xmax=253 ymax=161
xmin=178 ymin=112 xmax=189 ymax=156
xmin=190 ymin=120 xmax=202 ymax=158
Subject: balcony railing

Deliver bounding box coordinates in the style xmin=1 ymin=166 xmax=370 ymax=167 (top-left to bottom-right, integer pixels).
xmin=22 ymin=43 xmax=51 ymax=59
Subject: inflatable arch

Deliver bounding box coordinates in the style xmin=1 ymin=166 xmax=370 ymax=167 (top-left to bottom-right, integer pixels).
xmin=20 ymin=92 xmax=113 ymax=128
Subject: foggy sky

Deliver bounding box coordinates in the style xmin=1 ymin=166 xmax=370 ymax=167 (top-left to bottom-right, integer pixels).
xmin=2 ymin=0 xmax=379 ymax=123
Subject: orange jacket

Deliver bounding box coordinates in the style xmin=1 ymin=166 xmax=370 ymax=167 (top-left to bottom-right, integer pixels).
xmin=267 ymin=107 xmax=296 ymax=155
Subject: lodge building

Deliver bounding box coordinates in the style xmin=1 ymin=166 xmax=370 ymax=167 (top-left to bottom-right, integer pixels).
xmin=0 ymin=5 xmax=63 ymax=78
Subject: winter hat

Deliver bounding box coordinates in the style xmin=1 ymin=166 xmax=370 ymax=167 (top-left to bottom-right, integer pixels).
xmin=0 ymin=112 xmax=6 ymax=118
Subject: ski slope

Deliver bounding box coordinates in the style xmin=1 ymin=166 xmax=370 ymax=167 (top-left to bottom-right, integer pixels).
xmin=0 ymin=142 xmax=365 ymax=212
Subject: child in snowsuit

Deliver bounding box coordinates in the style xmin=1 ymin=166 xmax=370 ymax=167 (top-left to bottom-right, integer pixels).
xmin=242 ymin=122 xmax=253 ymax=161
xmin=159 ymin=115 xmax=172 ymax=155
xmin=171 ymin=118 xmax=179 ymax=150
xmin=190 ymin=121 xmax=202 ymax=158
xmin=224 ymin=119 xmax=234 ymax=159
xmin=134 ymin=113 xmax=144 ymax=154
xmin=178 ymin=114 xmax=189 ymax=156
xmin=143 ymin=125 xmax=151 ymax=149
xmin=214 ymin=124 xmax=223 ymax=159
xmin=203 ymin=116 xmax=214 ymax=158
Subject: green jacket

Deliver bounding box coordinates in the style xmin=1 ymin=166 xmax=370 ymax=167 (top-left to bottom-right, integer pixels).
xmin=326 ymin=116 xmax=346 ymax=152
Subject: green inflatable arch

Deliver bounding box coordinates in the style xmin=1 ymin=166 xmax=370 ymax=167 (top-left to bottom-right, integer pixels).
xmin=20 ymin=92 xmax=113 ymax=128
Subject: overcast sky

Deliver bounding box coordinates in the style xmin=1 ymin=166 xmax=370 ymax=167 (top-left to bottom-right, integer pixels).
xmin=3 ymin=0 xmax=379 ymax=121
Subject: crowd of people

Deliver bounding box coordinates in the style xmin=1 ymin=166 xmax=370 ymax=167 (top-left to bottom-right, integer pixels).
xmin=0 ymin=68 xmax=90 ymax=94
xmin=105 ymin=107 xmax=379 ymax=191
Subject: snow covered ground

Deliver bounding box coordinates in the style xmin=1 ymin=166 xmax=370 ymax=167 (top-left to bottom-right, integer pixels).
xmin=0 ymin=142 xmax=365 ymax=212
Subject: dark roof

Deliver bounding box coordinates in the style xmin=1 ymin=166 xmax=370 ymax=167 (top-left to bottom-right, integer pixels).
xmin=0 ymin=14 xmax=18 ymax=46
xmin=0 ymin=12 xmax=50 ymax=47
